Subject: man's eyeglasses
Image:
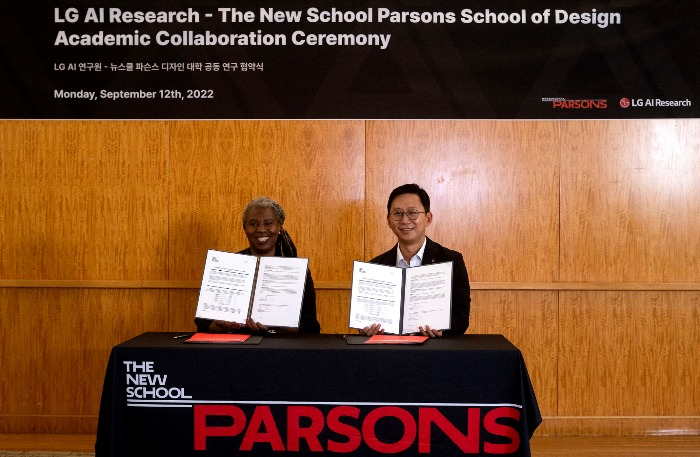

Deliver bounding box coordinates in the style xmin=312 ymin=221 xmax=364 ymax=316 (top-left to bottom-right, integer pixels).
xmin=389 ymin=209 xmax=427 ymax=221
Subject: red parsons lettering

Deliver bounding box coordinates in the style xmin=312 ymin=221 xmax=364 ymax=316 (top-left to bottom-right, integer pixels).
xmin=194 ymin=404 xmax=521 ymax=454
xmin=552 ymin=100 xmax=607 ymax=109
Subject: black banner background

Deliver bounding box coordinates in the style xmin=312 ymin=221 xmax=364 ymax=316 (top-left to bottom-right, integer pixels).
xmin=1 ymin=0 xmax=698 ymax=119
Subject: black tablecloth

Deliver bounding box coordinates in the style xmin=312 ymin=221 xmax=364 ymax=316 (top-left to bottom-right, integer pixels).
xmin=96 ymin=333 xmax=541 ymax=456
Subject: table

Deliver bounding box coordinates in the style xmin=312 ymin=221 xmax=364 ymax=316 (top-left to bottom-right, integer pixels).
xmin=95 ymin=333 xmax=541 ymax=456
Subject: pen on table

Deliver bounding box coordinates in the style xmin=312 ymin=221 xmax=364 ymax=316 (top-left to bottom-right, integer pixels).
xmin=173 ymin=334 xmax=192 ymax=339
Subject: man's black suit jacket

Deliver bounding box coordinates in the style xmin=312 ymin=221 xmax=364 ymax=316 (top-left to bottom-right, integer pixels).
xmin=370 ymin=237 xmax=471 ymax=335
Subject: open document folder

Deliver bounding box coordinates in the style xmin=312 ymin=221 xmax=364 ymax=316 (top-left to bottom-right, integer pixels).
xmin=348 ymin=260 xmax=452 ymax=334
xmin=195 ymin=249 xmax=308 ymax=328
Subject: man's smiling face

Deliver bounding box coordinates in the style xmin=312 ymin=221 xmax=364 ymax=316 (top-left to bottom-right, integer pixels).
xmin=387 ymin=193 xmax=432 ymax=247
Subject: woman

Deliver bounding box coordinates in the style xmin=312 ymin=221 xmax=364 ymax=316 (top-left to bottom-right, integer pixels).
xmin=195 ymin=196 xmax=321 ymax=334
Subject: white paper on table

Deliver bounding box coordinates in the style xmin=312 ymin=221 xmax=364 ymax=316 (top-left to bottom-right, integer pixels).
xmin=250 ymin=256 xmax=308 ymax=327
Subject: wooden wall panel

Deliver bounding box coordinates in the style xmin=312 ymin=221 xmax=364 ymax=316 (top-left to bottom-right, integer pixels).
xmin=469 ymin=290 xmax=558 ymax=417
xmin=559 ymin=291 xmax=700 ymax=416
xmin=167 ymin=289 xmax=200 ymax=332
xmin=316 ymin=289 xmax=352 ymax=335
xmin=2 ymin=119 xmax=700 ymax=436
xmin=0 ymin=121 xmax=169 ymax=281
xmin=168 ymin=121 xmax=365 ymax=283
xmin=560 ymin=120 xmax=700 ymax=283
xmin=365 ymin=121 xmax=559 ymax=282
xmin=0 ymin=288 xmax=168 ymax=432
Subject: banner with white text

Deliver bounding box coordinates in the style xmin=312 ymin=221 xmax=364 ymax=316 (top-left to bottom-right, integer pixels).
xmin=1 ymin=0 xmax=698 ymax=119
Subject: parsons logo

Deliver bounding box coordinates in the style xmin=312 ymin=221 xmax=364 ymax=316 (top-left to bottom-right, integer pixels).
xmin=541 ymin=97 xmax=607 ymax=109
xmin=194 ymin=404 xmax=523 ymax=454
xmin=551 ymin=99 xmax=607 ymax=109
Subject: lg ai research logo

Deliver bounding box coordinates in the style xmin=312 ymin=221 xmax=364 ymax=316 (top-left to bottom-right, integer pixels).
xmin=620 ymin=97 xmax=692 ymax=108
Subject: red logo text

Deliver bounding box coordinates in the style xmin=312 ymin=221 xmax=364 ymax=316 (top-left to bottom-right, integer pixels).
xmin=552 ymin=99 xmax=607 ymax=109
xmin=194 ymin=404 xmax=521 ymax=454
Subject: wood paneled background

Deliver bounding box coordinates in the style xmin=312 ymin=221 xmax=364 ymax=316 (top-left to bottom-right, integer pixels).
xmin=1 ymin=120 xmax=698 ymax=435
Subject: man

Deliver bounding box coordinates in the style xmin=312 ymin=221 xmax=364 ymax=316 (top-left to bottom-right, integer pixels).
xmin=361 ymin=183 xmax=471 ymax=337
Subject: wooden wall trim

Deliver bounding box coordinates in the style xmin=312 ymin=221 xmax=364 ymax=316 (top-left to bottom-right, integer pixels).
xmin=476 ymin=282 xmax=700 ymax=291
xmin=0 ymin=415 xmax=98 ymax=434
xmin=1 ymin=280 xmax=699 ymax=291
xmin=537 ymin=416 xmax=700 ymax=436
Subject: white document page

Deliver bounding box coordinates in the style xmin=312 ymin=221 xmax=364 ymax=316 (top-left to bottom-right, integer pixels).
xmin=402 ymin=261 xmax=453 ymax=334
xmin=349 ymin=261 xmax=404 ymax=334
xmin=250 ymin=256 xmax=309 ymax=327
xmin=195 ymin=250 xmax=257 ymax=324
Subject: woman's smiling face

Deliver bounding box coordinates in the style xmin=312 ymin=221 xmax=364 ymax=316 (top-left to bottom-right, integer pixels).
xmin=244 ymin=207 xmax=281 ymax=256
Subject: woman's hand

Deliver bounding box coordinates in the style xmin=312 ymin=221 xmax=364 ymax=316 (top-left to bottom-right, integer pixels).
xmin=359 ymin=323 xmax=385 ymax=336
xmin=245 ymin=317 xmax=269 ymax=333
xmin=419 ymin=325 xmax=443 ymax=338
xmin=208 ymin=320 xmax=244 ymax=333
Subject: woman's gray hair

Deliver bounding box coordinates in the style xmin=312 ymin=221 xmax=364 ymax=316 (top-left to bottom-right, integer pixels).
xmin=242 ymin=196 xmax=286 ymax=226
